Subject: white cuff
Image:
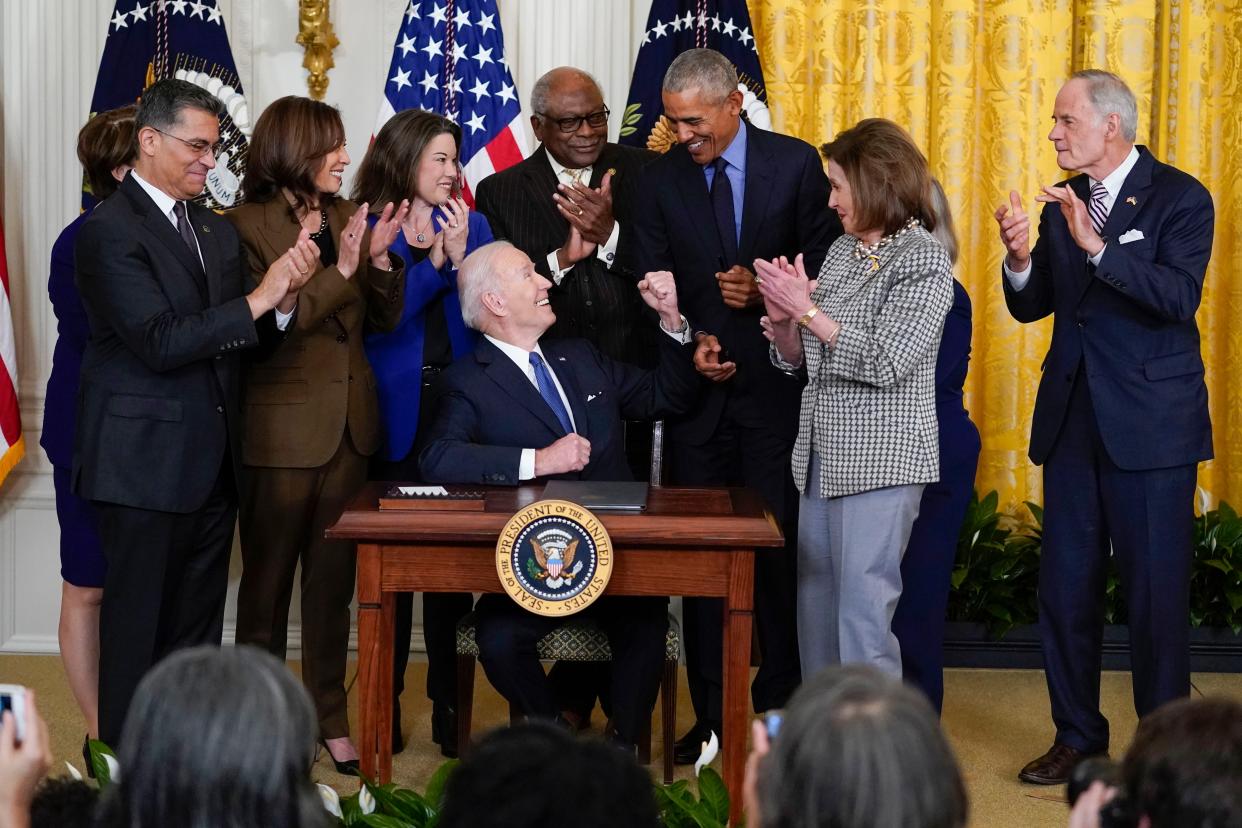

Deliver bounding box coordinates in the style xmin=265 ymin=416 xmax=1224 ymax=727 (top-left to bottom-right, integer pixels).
xmin=1087 ymin=243 xmax=1107 ymax=267
xmin=274 ymin=305 xmax=296 ymax=330
xmin=595 ymin=221 xmax=621 ymax=269
xmin=1003 ymin=259 xmax=1033 ymax=291
xmin=519 ymin=448 xmax=536 ymax=480
xmin=660 ymin=315 xmax=692 ymax=345
xmin=546 ymin=250 xmax=570 ymax=286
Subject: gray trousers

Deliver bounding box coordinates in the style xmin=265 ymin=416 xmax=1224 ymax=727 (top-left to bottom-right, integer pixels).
xmin=797 ymin=455 xmax=925 ymax=680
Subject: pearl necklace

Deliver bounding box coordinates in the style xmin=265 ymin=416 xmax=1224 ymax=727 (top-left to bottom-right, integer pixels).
xmin=853 ymin=217 xmax=921 ymax=272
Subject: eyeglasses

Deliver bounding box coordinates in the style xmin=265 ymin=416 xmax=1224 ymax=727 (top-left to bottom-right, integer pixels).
xmin=151 ymin=126 xmax=223 ymax=159
xmin=537 ymin=106 xmax=610 ymax=134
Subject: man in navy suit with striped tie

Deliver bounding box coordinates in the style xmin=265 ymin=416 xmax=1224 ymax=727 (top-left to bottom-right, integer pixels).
xmin=419 ymin=240 xmax=701 ymax=750
xmin=995 ymin=70 xmax=1215 ymax=785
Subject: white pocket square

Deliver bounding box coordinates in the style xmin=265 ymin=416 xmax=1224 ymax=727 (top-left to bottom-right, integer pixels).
xmin=586 ymin=392 xmax=602 ymax=402
xmin=1118 ymin=229 xmax=1145 ymax=244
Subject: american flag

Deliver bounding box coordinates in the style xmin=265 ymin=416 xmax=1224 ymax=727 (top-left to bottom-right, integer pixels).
xmin=374 ymin=0 xmax=528 ymax=201
xmin=0 ymin=218 xmax=22 ymax=487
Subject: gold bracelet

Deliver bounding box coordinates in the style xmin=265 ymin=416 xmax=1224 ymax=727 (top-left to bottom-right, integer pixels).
xmin=796 ymin=306 xmax=820 ymax=328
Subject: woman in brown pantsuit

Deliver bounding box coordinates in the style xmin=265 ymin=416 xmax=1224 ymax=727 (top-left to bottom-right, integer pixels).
xmin=226 ymin=96 xmax=408 ymax=774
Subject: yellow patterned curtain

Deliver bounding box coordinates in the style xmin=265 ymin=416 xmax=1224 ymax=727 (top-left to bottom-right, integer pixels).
xmin=751 ymin=0 xmax=1242 ymax=513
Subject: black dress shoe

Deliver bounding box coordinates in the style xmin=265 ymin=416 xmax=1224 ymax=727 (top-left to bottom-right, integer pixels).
xmin=672 ymin=722 xmax=720 ymax=766
xmin=1018 ymin=743 xmax=1107 ymax=785
xmin=431 ymin=703 xmax=459 ymax=759
xmin=318 ymin=739 xmax=360 ymax=777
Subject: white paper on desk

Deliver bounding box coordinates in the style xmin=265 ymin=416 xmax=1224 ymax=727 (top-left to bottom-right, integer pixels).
xmin=396 ymin=486 xmax=449 ymax=496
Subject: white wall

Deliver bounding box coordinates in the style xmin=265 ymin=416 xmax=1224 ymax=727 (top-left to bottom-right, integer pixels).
xmin=0 ymin=0 xmax=652 ymax=653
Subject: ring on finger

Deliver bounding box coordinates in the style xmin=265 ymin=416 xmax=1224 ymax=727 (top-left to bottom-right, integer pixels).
xmin=575 ymin=207 xmax=583 ymax=216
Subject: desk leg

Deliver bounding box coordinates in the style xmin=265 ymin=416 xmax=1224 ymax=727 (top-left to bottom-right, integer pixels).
xmin=356 ymin=544 xmax=395 ymax=782
xmin=722 ymin=549 xmax=755 ymax=826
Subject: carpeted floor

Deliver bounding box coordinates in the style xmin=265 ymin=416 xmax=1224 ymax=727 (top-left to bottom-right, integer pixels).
xmin=3 ymin=652 xmax=1239 ymax=827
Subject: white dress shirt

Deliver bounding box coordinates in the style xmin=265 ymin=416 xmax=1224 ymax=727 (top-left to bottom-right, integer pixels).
xmin=544 ymin=154 xmax=622 ymax=284
xmin=1004 ymin=145 xmax=1141 ymax=291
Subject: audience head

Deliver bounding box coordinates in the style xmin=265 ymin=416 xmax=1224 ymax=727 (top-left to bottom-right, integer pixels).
xmin=530 ymin=67 xmax=609 ymax=169
xmin=820 ymin=118 xmax=936 ymax=241
xmin=1119 ymin=696 xmax=1242 ymax=828
xmin=29 ymin=777 xmax=98 ymax=828
xmin=928 ymin=178 xmax=959 ymax=265
xmin=661 ymin=48 xmax=743 ymax=165
xmin=243 ymin=95 xmax=348 ymax=214
xmin=755 ymin=665 xmax=967 ymax=828
xmin=352 ymin=108 xmax=461 ymax=211
xmin=1050 ymin=70 xmax=1137 ymax=177
xmin=96 ymin=645 xmax=330 ymax=828
xmin=134 ymin=78 xmax=225 ymax=201
xmin=458 ymin=241 xmax=554 ymax=344
xmin=78 ymin=104 xmax=138 ymax=201
xmin=438 ymin=721 xmax=659 ymax=828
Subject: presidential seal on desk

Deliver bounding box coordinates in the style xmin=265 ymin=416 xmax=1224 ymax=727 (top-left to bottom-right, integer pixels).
xmin=495 ymin=499 xmax=614 ymax=617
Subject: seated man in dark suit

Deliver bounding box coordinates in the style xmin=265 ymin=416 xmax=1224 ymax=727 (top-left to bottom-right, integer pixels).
xmin=419 ymin=240 xmax=698 ymax=749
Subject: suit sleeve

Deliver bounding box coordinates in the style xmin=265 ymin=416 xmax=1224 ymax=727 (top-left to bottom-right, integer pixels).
xmin=601 ymin=335 xmax=700 ymax=421
xmin=632 ymin=163 xmax=678 ymax=278
xmin=1092 ymin=183 xmax=1214 ymax=322
xmin=418 ymin=376 xmax=524 ymax=486
xmin=829 ymin=245 xmax=955 ymax=388
xmin=1003 ymin=203 xmax=1056 ymax=323
xmin=75 ymin=217 xmax=257 ymax=374
xmin=610 ymin=149 xmax=656 ymax=276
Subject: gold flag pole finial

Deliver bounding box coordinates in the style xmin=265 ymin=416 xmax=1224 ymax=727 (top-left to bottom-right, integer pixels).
xmin=297 ymin=0 xmax=338 ymax=100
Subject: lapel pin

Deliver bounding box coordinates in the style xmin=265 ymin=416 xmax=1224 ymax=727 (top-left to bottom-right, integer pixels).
xmin=1125 ymin=196 xmax=1137 ymax=206
xmin=201 ymin=225 xmax=211 ymax=233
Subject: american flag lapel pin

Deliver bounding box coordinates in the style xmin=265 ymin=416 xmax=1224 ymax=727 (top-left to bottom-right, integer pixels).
xmin=1125 ymin=196 xmax=1137 ymax=206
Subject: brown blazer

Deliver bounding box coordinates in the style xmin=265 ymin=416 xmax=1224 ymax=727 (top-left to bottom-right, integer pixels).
xmin=226 ymin=197 xmax=404 ymax=468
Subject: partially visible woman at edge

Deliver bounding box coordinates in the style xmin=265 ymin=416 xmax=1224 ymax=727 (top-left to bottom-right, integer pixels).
xmin=891 ymin=179 xmax=982 ymax=715
xmin=42 ymin=105 xmax=138 ymax=758
xmin=754 ymin=118 xmax=953 ymax=679
xmin=351 ymin=109 xmax=493 ymax=758
xmin=226 ymin=95 xmax=408 ymax=775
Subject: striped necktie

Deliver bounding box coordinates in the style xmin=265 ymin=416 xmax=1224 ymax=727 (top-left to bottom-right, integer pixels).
xmin=1088 ymin=181 xmax=1109 ymax=234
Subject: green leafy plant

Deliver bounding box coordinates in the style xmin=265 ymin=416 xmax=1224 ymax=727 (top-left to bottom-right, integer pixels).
xmin=1191 ymin=500 xmax=1242 ymax=633
xmin=946 ymin=491 xmax=1041 ymax=637
xmin=653 ymin=767 xmax=730 ymax=828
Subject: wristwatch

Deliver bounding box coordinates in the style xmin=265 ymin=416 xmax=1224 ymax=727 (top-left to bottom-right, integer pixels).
xmin=796 ymin=306 xmax=820 ymax=328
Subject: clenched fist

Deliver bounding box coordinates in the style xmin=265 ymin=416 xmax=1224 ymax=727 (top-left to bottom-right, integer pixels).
xmin=534 ymin=432 xmax=591 ymax=476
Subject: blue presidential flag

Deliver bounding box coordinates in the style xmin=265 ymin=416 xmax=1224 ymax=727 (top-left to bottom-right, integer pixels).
xmin=88 ymin=0 xmax=251 ymax=210
xmin=619 ymin=0 xmax=770 ymax=150
xmin=374 ymin=0 xmax=529 ymax=202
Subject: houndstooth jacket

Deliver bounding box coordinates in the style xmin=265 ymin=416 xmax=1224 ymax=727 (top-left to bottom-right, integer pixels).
xmin=774 ymin=225 xmax=954 ymax=498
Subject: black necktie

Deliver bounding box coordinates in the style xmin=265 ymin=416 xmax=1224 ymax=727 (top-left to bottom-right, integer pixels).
xmin=710 ymin=157 xmax=738 ymax=267
xmin=172 ymin=201 xmax=202 ymax=264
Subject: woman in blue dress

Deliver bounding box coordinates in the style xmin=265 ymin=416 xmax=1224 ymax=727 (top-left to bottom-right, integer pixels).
xmin=892 ymin=179 xmax=982 ymax=713
xmin=350 ymin=110 xmax=493 ymax=756
xmin=42 ymin=105 xmax=137 ymax=742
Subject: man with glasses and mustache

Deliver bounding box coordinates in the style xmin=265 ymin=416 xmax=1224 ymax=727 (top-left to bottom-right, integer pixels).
xmin=633 ymin=48 xmax=841 ymax=763
xmin=73 ymin=79 xmax=314 ymax=748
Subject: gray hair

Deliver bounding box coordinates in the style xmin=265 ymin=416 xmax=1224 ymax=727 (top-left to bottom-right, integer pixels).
xmin=662 ymin=48 xmax=738 ymax=103
xmin=97 ymin=645 xmax=330 ymax=828
xmin=758 ymin=665 xmax=968 ymax=828
xmin=530 ymin=67 xmax=602 ymax=116
xmin=459 ymin=240 xmax=519 ymax=332
xmin=928 ymin=178 xmax=959 ymax=266
xmin=136 ymin=78 xmax=224 ymax=131
xmin=1071 ymin=69 xmax=1138 ymax=142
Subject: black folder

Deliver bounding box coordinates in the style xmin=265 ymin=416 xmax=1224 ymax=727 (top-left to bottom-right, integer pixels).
xmin=541 ymin=480 xmax=649 ymax=511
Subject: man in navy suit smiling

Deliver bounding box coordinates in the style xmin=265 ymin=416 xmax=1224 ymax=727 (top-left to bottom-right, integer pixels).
xmin=419 ymin=240 xmax=699 ymax=749
xmin=995 ymin=70 xmax=1215 ymax=785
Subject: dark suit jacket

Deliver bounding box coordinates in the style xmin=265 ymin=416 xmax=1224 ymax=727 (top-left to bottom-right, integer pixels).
xmin=73 ymin=173 xmax=278 ymax=513
xmin=226 ymin=197 xmax=403 ymax=468
xmin=419 ymin=333 xmax=697 ymax=485
xmin=1004 ymin=146 xmax=1214 ymax=470
xmin=633 ymin=121 xmax=841 ymax=442
xmin=42 ymin=211 xmax=92 ymax=468
xmin=475 ymin=143 xmax=657 ymax=365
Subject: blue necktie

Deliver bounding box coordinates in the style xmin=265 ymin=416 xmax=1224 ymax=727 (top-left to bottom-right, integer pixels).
xmin=529 ymin=352 xmax=574 ymax=434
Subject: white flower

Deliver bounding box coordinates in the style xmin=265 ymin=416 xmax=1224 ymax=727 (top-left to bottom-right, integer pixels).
xmin=359 ymin=784 xmax=377 ymax=815
xmin=102 ymin=753 xmax=121 ymax=783
xmin=317 ymin=783 xmax=343 ymax=818
xmin=694 ymin=730 xmax=720 ymax=777
xmin=65 ymin=761 xmax=83 ymax=781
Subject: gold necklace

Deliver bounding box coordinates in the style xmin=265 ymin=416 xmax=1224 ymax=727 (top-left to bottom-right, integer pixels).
xmin=853 ymin=217 xmax=920 ymax=272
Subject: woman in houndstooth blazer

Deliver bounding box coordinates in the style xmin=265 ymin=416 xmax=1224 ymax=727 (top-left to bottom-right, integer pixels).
xmin=755 ymin=119 xmax=954 ymax=680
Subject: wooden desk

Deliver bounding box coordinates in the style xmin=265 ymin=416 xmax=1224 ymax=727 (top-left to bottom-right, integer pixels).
xmin=327 ymin=483 xmax=783 ymax=825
